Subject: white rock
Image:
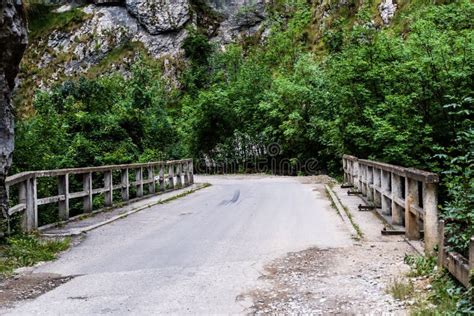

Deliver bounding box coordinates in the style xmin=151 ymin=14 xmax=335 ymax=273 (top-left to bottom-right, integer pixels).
xmin=378 ymin=0 xmax=397 ymax=25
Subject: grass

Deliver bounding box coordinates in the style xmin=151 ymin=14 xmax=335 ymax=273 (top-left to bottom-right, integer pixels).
xmin=411 ymin=271 xmax=472 ymax=315
xmin=27 ymin=4 xmax=88 ymax=40
xmin=404 ymin=254 xmax=436 ymax=277
xmin=324 ymin=185 xmax=364 ymax=240
xmin=388 ymin=277 xmax=414 ymax=301
xmin=341 ymin=204 xmax=364 ymax=240
xmin=0 ymin=235 xmax=70 ymax=277
xmin=389 ymin=254 xmax=474 ymax=314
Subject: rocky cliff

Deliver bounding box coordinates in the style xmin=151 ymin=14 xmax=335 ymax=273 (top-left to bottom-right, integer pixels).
xmin=0 ymin=0 xmax=28 ymax=233
xmin=15 ymin=0 xmax=268 ymax=113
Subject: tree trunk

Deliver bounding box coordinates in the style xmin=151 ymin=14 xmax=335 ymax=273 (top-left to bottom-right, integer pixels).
xmin=0 ymin=0 xmax=27 ymax=235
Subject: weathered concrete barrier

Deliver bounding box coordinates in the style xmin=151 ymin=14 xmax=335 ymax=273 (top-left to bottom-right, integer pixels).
xmin=4 ymin=159 xmax=193 ymax=233
xmin=438 ymin=220 xmax=474 ymax=287
xmin=342 ymin=155 xmax=439 ymax=255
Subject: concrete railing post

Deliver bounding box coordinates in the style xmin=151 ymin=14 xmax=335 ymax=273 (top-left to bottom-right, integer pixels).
xmin=159 ymin=165 xmax=165 ymax=191
xmin=58 ymin=174 xmax=69 ymax=220
xmin=18 ymin=180 xmax=26 ymax=209
xmin=469 ymin=237 xmax=474 ymax=270
xmin=364 ymin=165 xmax=368 ymax=194
xmin=183 ymin=162 xmax=189 ymax=186
xmin=381 ymin=170 xmax=391 ymax=216
xmin=121 ymin=168 xmax=129 ymax=201
xmin=405 ymin=178 xmax=420 ymax=240
xmin=343 ymin=158 xmax=348 ymax=183
xmin=168 ymin=164 xmax=175 ymax=189
xmin=176 ymin=163 xmax=182 ymax=187
xmin=83 ymin=172 xmax=93 ymax=213
xmin=189 ymin=160 xmax=194 ymax=184
xmin=25 ymin=177 xmax=38 ymax=231
xmin=367 ymin=167 xmax=374 ymax=202
xmin=104 ymin=171 xmax=113 ymax=207
xmin=470 ymin=237 xmax=474 ymax=287
xmin=136 ymin=168 xmax=143 ymax=197
xmin=351 ymin=160 xmax=355 ymax=185
xmin=391 ymin=173 xmax=403 ymax=225
xmin=361 ymin=165 xmax=367 ymax=196
xmin=347 ymin=159 xmax=352 ymax=185
xmin=20 ymin=178 xmax=37 ymax=232
xmin=148 ymin=166 xmax=155 ymax=194
xmin=438 ymin=220 xmax=445 ymax=267
xmin=349 ymin=160 xmax=353 ymax=186
xmin=344 ymin=158 xmax=353 ymax=185
xmin=355 ymin=161 xmax=360 ymax=190
xmin=423 ymin=182 xmax=438 ymax=254
xmin=373 ymin=168 xmax=382 ymax=207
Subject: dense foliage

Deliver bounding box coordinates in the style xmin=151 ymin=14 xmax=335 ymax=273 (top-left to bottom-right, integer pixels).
xmin=13 ymin=1 xmax=473 ymax=256
xmin=13 ymin=62 xmax=181 ymax=172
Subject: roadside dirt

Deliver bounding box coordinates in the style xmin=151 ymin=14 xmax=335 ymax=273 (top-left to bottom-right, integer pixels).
xmin=242 ymin=242 xmax=412 ymax=314
xmin=0 ymin=236 xmax=83 ymax=310
xmin=0 ymin=273 xmax=73 ymax=309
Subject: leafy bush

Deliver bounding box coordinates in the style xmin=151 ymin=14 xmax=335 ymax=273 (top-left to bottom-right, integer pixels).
xmin=404 ymin=255 xmax=436 ymax=277
xmin=13 ymin=59 xmax=181 ymax=173
xmin=412 ymin=271 xmax=473 ymax=315
xmin=436 ymin=97 xmax=473 ymax=256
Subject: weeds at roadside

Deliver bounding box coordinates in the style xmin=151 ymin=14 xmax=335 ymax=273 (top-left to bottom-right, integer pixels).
xmin=387 ymin=277 xmax=414 ymax=300
xmin=324 ymin=186 xmax=364 ymax=240
xmin=342 ymin=205 xmax=364 ymax=240
xmin=0 ymin=235 xmax=70 ymax=278
xmin=393 ymin=255 xmax=474 ymax=314
xmin=411 ymin=271 xmax=472 ymax=315
xmin=404 ymin=255 xmax=436 ymax=277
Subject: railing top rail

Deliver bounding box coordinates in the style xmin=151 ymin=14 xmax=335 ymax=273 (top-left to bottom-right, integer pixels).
xmin=343 ymin=154 xmax=358 ymax=161
xmin=6 ymin=159 xmax=192 ymax=185
xmin=343 ymin=155 xmax=439 ymax=183
xmin=358 ymin=159 xmax=407 ymax=176
xmin=5 ymin=172 xmax=34 ymax=186
xmin=405 ymin=167 xmax=439 ymax=184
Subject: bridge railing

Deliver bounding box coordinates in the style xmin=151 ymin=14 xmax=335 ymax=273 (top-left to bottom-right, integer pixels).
xmin=5 ymin=159 xmax=193 ymax=232
xmin=438 ymin=220 xmax=474 ymax=287
xmin=343 ymin=155 xmax=439 ymax=254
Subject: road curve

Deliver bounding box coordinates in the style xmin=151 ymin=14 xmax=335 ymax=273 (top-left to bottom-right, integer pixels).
xmin=5 ymin=175 xmax=352 ymax=315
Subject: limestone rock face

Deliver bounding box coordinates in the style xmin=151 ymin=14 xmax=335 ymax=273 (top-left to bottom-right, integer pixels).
xmin=17 ymin=0 xmax=271 ymax=106
xmin=0 ymin=0 xmax=27 ymax=232
xmin=125 ymin=0 xmax=190 ymax=35
xmin=206 ymin=0 xmax=267 ymax=43
xmin=27 ymin=5 xmax=187 ymax=93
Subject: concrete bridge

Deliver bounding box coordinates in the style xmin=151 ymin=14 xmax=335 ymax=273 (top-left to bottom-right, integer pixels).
xmin=1 ymin=158 xmax=472 ymax=313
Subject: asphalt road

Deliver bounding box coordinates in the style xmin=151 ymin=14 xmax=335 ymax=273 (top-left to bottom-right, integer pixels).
xmin=5 ymin=175 xmax=352 ymax=315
